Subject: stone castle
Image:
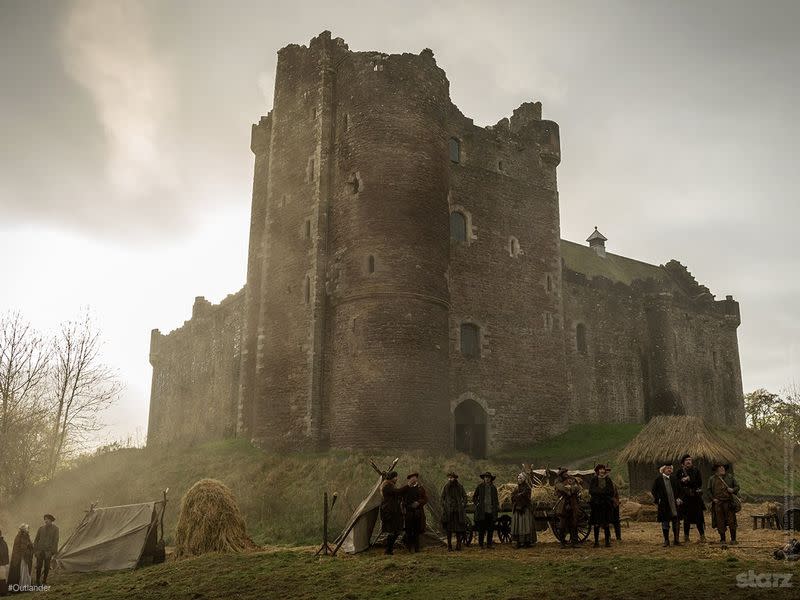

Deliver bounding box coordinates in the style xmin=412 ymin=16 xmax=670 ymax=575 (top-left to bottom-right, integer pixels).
xmin=147 ymin=32 xmax=745 ymax=457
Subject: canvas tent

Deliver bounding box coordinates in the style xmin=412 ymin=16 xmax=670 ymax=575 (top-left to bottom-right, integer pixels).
xmin=56 ymin=499 xmax=166 ymax=572
xmin=617 ymin=415 xmax=738 ymax=493
xmin=333 ymin=461 xmax=445 ymax=554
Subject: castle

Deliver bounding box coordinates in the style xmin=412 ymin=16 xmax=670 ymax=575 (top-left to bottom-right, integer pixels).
xmin=147 ymin=32 xmax=745 ymax=457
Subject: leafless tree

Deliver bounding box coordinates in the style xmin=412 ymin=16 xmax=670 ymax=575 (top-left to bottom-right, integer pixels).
xmin=0 ymin=312 xmax=50 ymax=500
xmin=47 ymin=310 xmax=122 ymax=477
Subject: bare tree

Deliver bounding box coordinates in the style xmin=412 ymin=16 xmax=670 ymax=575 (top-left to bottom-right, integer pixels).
xmin=47 ymin=310 xmax=122 ymax=477
xmin=0 ymin=312 xmax=50 ymax=500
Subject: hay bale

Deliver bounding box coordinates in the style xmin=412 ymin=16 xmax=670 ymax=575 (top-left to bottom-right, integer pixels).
xmin=531 ymin=484 xmax=556 ymax=504
xmin=620 ymin=501 xmax=642 ymax=520
xmin=174 ymin=479 xmax=255 ymax=558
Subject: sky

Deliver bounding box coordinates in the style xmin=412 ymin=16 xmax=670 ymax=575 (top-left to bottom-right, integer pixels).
xmin=1 ymin=0 xmax=798 ymax=445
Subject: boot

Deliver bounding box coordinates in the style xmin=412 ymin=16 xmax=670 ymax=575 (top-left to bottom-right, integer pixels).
xmin=593 ymin=526 xmax=600 ymax=547
xmin=729 ymin=529 xmax=738 ymax=545
xmin=614 ymin=523 xmax=622 ymax=541
xmin=604 ymin=527 xmax=611 ymax=547
xmin=683 ymin=533 xmax=689 ymax=543
xmin=672 ymin=523 xmax=681 ymax=546
xmin=447 ymin=533 xmax=453 ymax=551
xmin=662 ymin=527 xmax=670 ymax=547
xmin=699 ymin=535 xmax=706 ymax=543
xmin=570 ymin=529 xmax=579 ymax=547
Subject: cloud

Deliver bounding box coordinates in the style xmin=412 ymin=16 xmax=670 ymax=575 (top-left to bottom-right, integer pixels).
xmin=60 ymin=0 xmax=180 ymax=220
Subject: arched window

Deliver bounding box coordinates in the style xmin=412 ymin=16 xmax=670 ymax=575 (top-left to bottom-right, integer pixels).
xmin=450 ymin=211 xmax=467 ymax=242
xmin=449 ymin=137 xmax=461 ymax=163
xmin=576 ymin=323 xmax=587 ymax=355
xmin=547 ymin=274 xmax=553 ymax=292
xmin=508 ymin=236 xmax=521 ymax=258
xmin=305 ymin=220 xmax=311 ymax=239
xmin=367 ymin=255 xmax=375 ymax=274
xmin=304 ymin=276 xmax=311 ymax=304
xmin=460 ymin=323 xmax=480 ymax=358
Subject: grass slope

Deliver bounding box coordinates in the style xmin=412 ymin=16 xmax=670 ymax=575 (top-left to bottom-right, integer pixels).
xmin=45 ymin=548 xmax=798 ymax=600
xmin=2 ymin=425 xmax=795 ymax=548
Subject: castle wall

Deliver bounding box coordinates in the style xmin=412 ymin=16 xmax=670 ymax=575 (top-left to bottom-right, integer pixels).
xmin=148 ymin=291 xmax=243 ymax=446
xmin=447 ymin=103 xmax=570 ymax=452
xmin=323 ymin=46 xmax=452 ymax=451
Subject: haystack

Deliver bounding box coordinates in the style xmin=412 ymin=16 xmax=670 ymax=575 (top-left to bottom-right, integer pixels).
xmin=617 ymin=416 xmax=738 ymax=493
xmin=174 ymin=479 xmax=255 ymax=558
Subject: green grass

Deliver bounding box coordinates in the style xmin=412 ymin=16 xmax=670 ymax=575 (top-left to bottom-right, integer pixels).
xmin=43 ymin=548 xmax=798 ymax=600
xmin=2 ymin=425 xmax=795 ymax=549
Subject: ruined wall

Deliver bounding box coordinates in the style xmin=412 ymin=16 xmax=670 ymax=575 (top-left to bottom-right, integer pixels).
xmin=562 ymin=261 xmax=745 ymax=428
xmin=447 ymin=102 xmax=570 ymax=452
xmin=148 ymin=291 xmax=244 ymax=446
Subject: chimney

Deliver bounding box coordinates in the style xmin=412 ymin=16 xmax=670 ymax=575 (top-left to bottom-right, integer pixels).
xmin=586 ymin=227 xmax=608 ymax=258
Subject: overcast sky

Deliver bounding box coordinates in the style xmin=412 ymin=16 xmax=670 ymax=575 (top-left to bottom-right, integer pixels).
xmin=1 ymin=0 xmax=797 ymax=444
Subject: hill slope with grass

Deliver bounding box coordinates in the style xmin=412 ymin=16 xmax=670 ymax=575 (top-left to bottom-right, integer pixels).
xmin=1 ymin=425 xmax=795 ymax=547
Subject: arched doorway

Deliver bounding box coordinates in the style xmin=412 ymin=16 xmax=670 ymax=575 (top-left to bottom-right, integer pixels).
xmin=454 ymin=399 xmax=487 ymax=459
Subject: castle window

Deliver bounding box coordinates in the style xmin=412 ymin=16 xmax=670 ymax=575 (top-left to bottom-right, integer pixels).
xmin=344 ymin=113 xmax=351 ymax=130
xmin=450 ymin=211 xmax=467 ymax=242
xmin=305 ymin=219 xmax=311 ymax=239
xmin=304 ymin=276 xmax=311 ymax=304
xmin=311 ymin=106 xmax=317 ymax=119
xmin=544 ymin=312 xmax=553 ymax=332
xmin=498 ymin=160 xmax=505 ymax=173
xmin=547 ymin=275 xmax=553 ymax=293
xmin=460 ymin=323 xmax=480 ymax=358
xmin=307 ymin=158 xmax=316 ymax=182
xmin=347 ymin=172 xmax=361 ymax=195
xmin=576 ymin=323 xmax=587 ymax=355
xmin=367 ymin=255 xmax=375 ymax=274
xmin=449 ymin=137 xmax=461 ymax=163
xmin=508 ymin=236 xmax=521 ymax=258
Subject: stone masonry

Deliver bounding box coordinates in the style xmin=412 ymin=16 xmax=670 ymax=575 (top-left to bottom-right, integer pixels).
xmin=147 ymin=32 xmax=745 ymax=455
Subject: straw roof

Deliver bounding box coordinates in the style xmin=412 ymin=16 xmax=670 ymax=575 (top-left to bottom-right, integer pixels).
xmin=617 ymin=415 xmax=738 ymax=465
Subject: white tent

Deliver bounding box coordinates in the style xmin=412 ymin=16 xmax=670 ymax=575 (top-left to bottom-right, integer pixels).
xmin=56 ymin=500 xmax=165 ymax=572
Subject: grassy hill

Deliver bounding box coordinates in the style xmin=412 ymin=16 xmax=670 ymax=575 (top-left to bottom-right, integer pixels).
xmin=1 ymin=424 xmax=796 ymax=547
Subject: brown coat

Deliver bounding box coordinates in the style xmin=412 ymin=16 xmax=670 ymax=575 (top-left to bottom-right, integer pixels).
xmin=554 ymin=478 xmax=581 ymax=517
xmin=7 ymin=530 xmax=33 ymax=586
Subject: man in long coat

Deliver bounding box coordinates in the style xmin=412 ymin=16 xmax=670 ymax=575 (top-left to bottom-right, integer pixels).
xmin=7 ymin=524 xmax=33 ymax=589
xmin=588 ymin=464 xmax=615 ymax=547
xmin=0 ymin=529 xmax=9 ymax=597
xmin=554 ymin=468 xmax=581 ymax=547
xmin=380 ymin=471 xmax=408 ymax=555
xmin=675 ymin=455 xmax=706 ymax=543
xmin=440 ymin=472 xmax=467 ymax=551
xmin=652 ymin=464 xmax=682 ymax=546
xmin=402 ymin=473 xmax=428 ymax=553
xmin=708 ymin=464 xmax=740 ymax=545
xmin=472 ymin=471 xmax=499 ymax=548
xmin=33 ymin=514 xmax=59 ymax=585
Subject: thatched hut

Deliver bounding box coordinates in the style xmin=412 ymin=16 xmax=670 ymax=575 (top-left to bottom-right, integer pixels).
xmin=617 ymin=416 xmax=738 ymax=493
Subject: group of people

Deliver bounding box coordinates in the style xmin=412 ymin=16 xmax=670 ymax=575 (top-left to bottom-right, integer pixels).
xmin=378 ymin=453 xmax=742 ymax=554
xmin=652 ymin=455 xmax=740 ymax=546
xmin=0 ymin=514 xmax=59 ymax=595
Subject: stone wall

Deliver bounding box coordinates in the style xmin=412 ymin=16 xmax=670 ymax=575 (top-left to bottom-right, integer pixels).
xmin=148 ymin=291 xmax=244 ymax=446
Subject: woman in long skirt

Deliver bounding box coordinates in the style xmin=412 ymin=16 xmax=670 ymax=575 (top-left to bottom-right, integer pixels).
xmin=511 ymin=473 xmax=537 ymax=548
xmin=8 ymin=524 xmax=33 ymax=591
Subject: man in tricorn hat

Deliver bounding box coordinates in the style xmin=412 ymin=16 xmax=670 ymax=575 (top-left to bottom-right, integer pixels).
xmin=554 ymin=468 xmax=581 ymax=547
xmin=402 ymin=473 xmax=428 ymax=553
xmin=675 ymin=454 xmax=706 ymax=543
xmin=472 ymin=472 xmax=499 ymax=548
xmin=708 ymin=463 xmax=740 ymax=545
xmin=380 ymin=472 xmax=408 ymax=555
xmin=440 ymin=472 xmax=467 ymax=551
xmin=33 ymin=514 xmax=58 ymax=585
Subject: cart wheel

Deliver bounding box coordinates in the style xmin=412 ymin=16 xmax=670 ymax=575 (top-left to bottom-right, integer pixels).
xmin=576 ymin=506 xmax=591 ymax=542
xmin=550 ymin=518 xmax=566 ymax=543
xmin=496 ymin=515 xmax=512 ymax=543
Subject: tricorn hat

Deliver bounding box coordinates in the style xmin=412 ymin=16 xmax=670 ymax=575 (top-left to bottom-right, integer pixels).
xmin=680 ymin=454 xmax=692 ymax=464
xmin=479 ymin=471 xmax=496 ymax=481
xmin=43 ymin=514 xmax=55 ymax=522
xmin=446 ymin=471 xmax=459 ymax=479
xmin=407 ymin=472 xmax=419 ymax=480
xmin=594 ymin=463 xmax=607 ymax=473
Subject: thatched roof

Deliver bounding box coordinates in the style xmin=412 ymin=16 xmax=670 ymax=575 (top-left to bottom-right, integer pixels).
xmin=617 ymin=416 xmax=738 ymax=465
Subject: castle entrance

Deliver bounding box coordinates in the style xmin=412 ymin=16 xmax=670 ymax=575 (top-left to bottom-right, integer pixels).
xmin=454 ymin=399 xmax=487 ymax=459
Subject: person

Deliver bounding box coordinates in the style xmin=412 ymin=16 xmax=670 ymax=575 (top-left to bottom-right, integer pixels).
xmin=510 ymin=473 xmax=536 ymax=548
xmin=607 ymin=465 xmax=622 ymax=541
xmin=402 ymin=473 xmax=428 ymax=553
xmin=380 ymin=471 xmax=408 ymax=555
xmin=440 ymin=472 xmax=467 ymax=551
xmin=554 ymin=467 xmax=581 ymax=547
xmin=33 ymin=514 xmax=59 ymax=585
xmin=588 ymin=464 xmax=614 ymax=547
xmin=652 ymin=463 xmax=682 ymax=547
xmin=708 ymin=464 xmax=740 ymax=545
xmin=675 ymin=455 xmax=706 ymax=543
xmin=472 ymin=471 xmax=499 ymax=549
xmin=0 ymin=529 xmax=9 ymax=597
xmin=7 ymin=524 xmax=33 ymax=590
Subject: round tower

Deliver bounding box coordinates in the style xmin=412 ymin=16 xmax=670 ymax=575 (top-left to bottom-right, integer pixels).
xmin=325 ymin=48 xmax=451 ymax=451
